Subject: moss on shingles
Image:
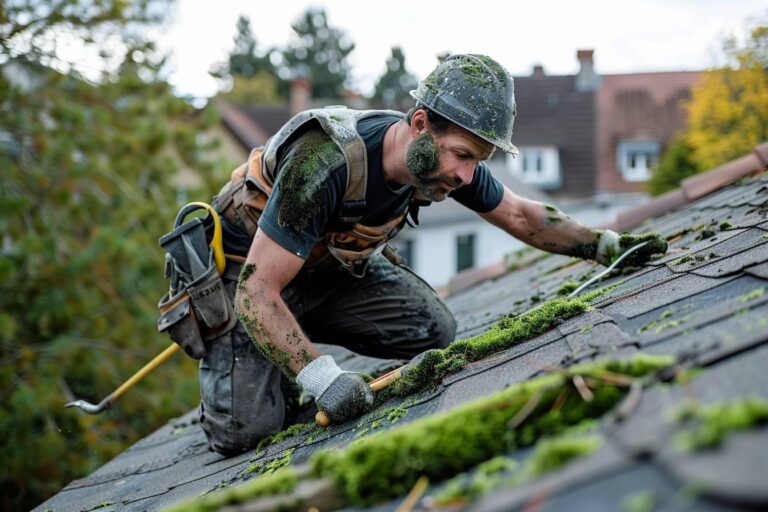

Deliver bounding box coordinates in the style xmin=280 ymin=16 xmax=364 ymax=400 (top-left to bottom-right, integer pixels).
xmin=246 ymin=448 xmax=295 ymax=476
xmin=165 ymin=466 xmax=299 ymax=512
xmin=674 ymin=397 xmax=768 ymax=451
xmin=557 ymin=280 xmax=580 ymax=296
xmin=434 ymin=432 xmax=600 ymax=504
xmin=167 ymin=354 xmax=673 ymax=511
xmin=311 ymin=354 xmax=674 ymax=506
xmin=620 ymin=490 xmax=657 ymax=512
xmin=525 ymin=434 xmax=601 ymax=477
xmin=385 ymin=295 xmax=594 ymax=398
xmin=433 ymin=456 xmax=519 ymax=504
xmin=640 ymin=311 xmax=697 ymax=335
xmin=255 ymin=422 xmax=316 ymax=452
xmin=739 ymin=287 xmax=765 ymax=303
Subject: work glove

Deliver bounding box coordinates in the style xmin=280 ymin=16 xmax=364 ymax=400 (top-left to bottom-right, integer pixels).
xmin=595 ymin=230 xmax=668 ymax=268
xmin=296 ymin=355 xmax=374 ymax=423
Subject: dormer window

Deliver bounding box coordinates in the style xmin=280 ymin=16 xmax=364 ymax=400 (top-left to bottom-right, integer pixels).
xmin=506 ymin=146 xmax=561 ymax=189
xmin=617 ymin=140 xmax=660 ymax=182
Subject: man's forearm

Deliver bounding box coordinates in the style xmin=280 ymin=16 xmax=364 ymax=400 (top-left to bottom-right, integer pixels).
xmin=235 ymin=263 xmax=322 ymax=380
xmin=512 ymin=200 xmax=601 ymax=259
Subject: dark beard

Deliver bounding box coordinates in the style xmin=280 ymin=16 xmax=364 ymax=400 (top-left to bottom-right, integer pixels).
xmin=406 ymin=132 xmax=461 ymax=202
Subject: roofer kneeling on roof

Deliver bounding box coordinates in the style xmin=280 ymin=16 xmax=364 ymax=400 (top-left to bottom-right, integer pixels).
xmin=158 ymin=54 xmax=668 ymax=455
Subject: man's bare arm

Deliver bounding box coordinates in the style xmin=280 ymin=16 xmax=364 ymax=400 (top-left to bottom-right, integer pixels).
xmin=479 ymin=186 xmax=601 ymax=259
xmin=235 ymin=230 xmax=322 ymax=380
xmin=479 ymin=186 xmax=668 ymax=264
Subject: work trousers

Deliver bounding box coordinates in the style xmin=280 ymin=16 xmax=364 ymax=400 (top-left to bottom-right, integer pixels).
xmin=198 ymin=254 xmax=457 ymax=455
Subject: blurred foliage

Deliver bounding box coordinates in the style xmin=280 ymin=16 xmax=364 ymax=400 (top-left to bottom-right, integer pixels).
xmin=212 ymin=14 xmax=284 ymax=105
xmin=0 ymin=1 xmax=226 ymax=510
xmin=280 ymin=7 xmax=354 ymax=99
xmin=372 ymin=46 xmax=418 ymax=108
xmin=220 ymin=70 xmax=283 ymax=106
xmin=647 ymin=136 xmax=701 ymax=196
xmin=685 ymin=15 xmax=768 ymax=171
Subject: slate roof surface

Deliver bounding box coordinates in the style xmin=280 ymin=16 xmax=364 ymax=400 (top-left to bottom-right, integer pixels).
xmin=36 ymin=172 xmax=768 ymax=512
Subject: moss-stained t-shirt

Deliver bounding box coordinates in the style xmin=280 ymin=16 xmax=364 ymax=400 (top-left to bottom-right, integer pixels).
xmin=226 ymin=113 xmax=504 ymax=258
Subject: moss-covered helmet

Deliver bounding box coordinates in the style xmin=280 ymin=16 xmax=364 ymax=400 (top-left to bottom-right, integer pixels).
xmin=410 ymin=54 xmax=518 ymax=155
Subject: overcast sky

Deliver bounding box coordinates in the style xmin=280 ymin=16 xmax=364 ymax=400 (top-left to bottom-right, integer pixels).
xmin=155 ymin=0 xmax=766 ymax=100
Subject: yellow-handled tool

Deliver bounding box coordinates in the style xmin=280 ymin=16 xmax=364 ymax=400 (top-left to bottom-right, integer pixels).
xmin=315 ymin=366 xmax=404 ymax=427
xmin=66 ymin=202 xmax=225 ymax=415
xmin=66 ymin=344 xmax=181 ymax=414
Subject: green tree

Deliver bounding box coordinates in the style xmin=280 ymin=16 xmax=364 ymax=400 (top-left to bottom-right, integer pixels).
xmin=686 ymin=15 xmax=768 ymax=170
xmin=280 ymin=7 xmax=355 ymax=99
xmin=213 ymin=14 xmax=284 ymax=104
xmin=647 ymin=136 xmax=701 ymax=195
xmin=372 ymin=46 xmax=418 ymax=107
xmin=0 ymin=1 xmax=222 ymax=509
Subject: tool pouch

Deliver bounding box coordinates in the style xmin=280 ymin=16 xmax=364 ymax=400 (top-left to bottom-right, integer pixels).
xmin=158 ymin=290 xmax=206 ymax=359
xmin=157 ymin=261 xmax=237 ymax=360
xmin=157 ymin=212 xmax=237 ymax=360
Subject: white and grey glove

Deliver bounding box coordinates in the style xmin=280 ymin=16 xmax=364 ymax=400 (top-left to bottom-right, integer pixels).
xmin=296 ymin=355 xmax=374 ymax=423
xmin=595 ymin=229 xmax=668 ymax=267
xmin=595 ymin=229 xmax=621 ymax=266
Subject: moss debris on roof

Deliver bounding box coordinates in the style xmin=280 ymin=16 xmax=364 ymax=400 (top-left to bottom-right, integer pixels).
xmin=674 ymin=396 xmax=768 ymax=451
xmin=165 ymin=354 xmax=673 ymax=511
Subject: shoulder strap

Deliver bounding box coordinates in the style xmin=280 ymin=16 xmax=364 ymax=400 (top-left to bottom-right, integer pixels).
xmin=260 ymin=107 xmax=405 ymax=224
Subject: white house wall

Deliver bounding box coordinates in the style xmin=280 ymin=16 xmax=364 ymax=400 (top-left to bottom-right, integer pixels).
xmin=400 ymin=221 xmax=524 ymax=288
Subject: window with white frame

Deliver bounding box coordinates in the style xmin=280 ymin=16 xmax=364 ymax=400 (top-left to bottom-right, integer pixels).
xmin=617 ymin=141 xmax=660 ymax=182
xmin=506 ymin=146 xmax=561 ymax=188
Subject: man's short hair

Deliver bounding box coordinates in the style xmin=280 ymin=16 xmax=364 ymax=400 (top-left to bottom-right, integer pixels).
xmin=405 ymin=104 xmax=452 ymax=135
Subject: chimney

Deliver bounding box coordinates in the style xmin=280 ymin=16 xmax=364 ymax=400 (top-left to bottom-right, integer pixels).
xmin=532 ymin=64 xmax=545 ymax=78
xmin=343 ymin=88 xmax=367 ymax=109
xmin=575 ymin=49 xmax=601 ymax=92
xmin=290 ymin=76 xmax=311 ymax=115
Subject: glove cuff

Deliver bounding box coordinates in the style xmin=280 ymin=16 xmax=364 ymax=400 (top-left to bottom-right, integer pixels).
xmin=296 ymin=355 xmax=343 ymax=399
xmin=596 ymin=229 xmax=620 ymax=263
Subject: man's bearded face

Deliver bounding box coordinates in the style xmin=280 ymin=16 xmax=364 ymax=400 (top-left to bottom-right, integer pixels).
xmin=405 ymin=132 xmax=462 ymax=202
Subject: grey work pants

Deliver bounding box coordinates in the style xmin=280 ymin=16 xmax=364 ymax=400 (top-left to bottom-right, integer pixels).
xmin=198 ymin=254 xmax=457 ymax=455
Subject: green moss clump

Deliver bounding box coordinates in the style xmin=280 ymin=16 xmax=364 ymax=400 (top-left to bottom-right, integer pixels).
xmin=310 ymin=355 xmax=673 ymax=506
xmin=719 ymin=221 xmax=734 ymax=230
xmin=387 ymin=296 xmax=593 ymax=398
xmin=525 ymin=434 xmax=601 ymax=477
xmin=640 ymin=308 xmax=697 ymax=335
xmin=164 ymin=466 xmax=298 ymax=512
xmin=244 ymin=449 xmax=295 ymax=478
xmin=433 ymin=456 xmax=518 ymax=504
xmin=255 ymin=422 xmax=316 ymax=452
xmin=739 ymin=287 xmax=765 ymax=303
xmin=557 ymin=280 xmax=580 ymax=296
xmin=433 ymin=432 xmax=600 ymax=505
xmin=695 ymin=228 xmax=716 ymax=240
xmin=276 ymin=129 xmax=344 ymax=231
xmin=476 ymin=128 xmax=498 ymax=140
xmin=620 ymin=490 xmax=657 ymax=512
xmin=674 ymin=397 xmax=768 ymax=451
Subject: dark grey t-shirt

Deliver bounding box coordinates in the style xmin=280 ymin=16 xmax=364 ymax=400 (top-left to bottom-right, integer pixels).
xmin=221 ymin=114 xmax=504 ymax=257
